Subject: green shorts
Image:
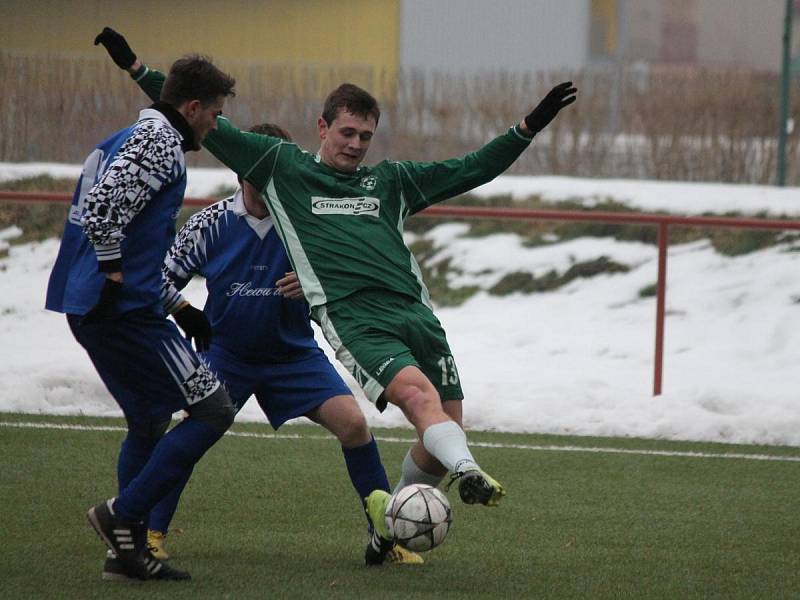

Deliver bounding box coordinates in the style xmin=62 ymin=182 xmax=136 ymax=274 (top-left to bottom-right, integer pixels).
xmin=314 ymin=290 xmax=464 ymax=411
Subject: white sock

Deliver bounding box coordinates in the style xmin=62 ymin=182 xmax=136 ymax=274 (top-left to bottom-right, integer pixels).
xmin=421 ymin=421 xmax=478 ymax=475
xmin=393 ymin=448 xmax=444 ymax=493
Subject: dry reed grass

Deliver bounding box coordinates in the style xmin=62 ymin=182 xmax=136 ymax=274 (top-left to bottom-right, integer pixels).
xmin=1 ymin=51 xmax=797 ymax=184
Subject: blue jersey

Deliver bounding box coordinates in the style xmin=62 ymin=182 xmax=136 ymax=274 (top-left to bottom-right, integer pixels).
xmin=46 ymin=107 xmax=187 ymax=316
xmin=163 ymin=190 xmax=318 ymax=363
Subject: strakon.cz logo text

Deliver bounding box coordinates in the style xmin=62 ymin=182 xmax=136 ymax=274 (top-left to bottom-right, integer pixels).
xmin=311 ymin=196 xmax=380 ymax=217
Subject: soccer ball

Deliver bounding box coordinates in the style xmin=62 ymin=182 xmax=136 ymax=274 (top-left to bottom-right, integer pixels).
xmin=385 ymin=484 xmax=452 ymax=552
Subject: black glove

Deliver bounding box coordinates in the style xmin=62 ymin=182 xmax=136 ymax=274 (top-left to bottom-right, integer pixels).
xmin=94 ymin=27 xmax=137 ymax=70
xmin=82 ymin=278 xmax=122 ymax=324
xmin=173 ymin=304 xmax=213 ymax=352
xmin=523 ymin=81 xmax=578 ymax=136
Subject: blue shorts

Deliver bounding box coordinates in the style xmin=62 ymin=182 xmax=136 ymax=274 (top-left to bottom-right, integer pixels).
xmin=67 ymin=310 xmax=221 ymax=428
xmin=201 ymin=344 xmax=352 ymax=429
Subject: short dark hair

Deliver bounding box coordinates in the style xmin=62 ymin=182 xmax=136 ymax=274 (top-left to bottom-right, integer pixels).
xmin=321 ymin=83 xmax=380 ymax=126
xmin=160 ymin=54 xmax=236 ymax=107
xmin=248 ymin=122 xmax=292 ymax=141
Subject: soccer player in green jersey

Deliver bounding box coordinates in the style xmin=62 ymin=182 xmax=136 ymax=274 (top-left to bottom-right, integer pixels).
xmin=96 ymin=27 xmax=576 ymax=565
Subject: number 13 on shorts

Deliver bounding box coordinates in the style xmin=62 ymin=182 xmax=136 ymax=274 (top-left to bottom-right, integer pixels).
xmin=437 ymin=355 xmax=460 ymax=386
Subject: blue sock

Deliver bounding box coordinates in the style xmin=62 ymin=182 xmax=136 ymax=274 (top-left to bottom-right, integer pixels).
xmin=116 ymin=433 xmax=159 ymax=495
xmin=148 ymin=468 xmax=193 ymax=534
xmin=342 ymin=436 xmax=391 ymax=529
xmin=114 ymin=418 xmax=223 ymax=522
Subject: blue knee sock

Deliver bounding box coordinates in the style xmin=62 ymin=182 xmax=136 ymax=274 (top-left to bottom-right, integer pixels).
xmin=114 ymin=418 xmax=223 ymax=522
xmin=117 ymin=433 xmax=159 ymax=495
xmin=342 ymin=436 xmax=391 ymax=499
xmin=148 ymin=468 xmax=193 ymax=534
xmin=342 ymin=436 xmax=391 ymax=529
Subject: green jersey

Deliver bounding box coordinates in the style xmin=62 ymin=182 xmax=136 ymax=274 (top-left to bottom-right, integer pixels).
xmin=136 ymin=67 xmax=533 ymax=310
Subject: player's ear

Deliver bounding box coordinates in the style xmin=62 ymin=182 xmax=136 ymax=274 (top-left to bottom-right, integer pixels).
xmin=188 ymin=99 xmax=203 ymax=117
xmin=179 ymin=99 xmax=202 ymax=123
xmin=317 ymin=116 xmax=328 ymax=140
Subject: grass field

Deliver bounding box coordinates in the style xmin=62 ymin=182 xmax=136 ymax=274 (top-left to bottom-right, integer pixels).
xmin=2 ymin=412 xmax=799 ymax=599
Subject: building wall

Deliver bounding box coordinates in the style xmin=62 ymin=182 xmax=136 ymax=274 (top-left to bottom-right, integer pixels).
xmin=399 ymin=0 xmax=590 ymax=75
xmin=626 ymin=1 xmax=661 ymax=62
xmin=696 ymin=0 xmax=784 ymax=69
xmin=626 ymin=0 xmax=788 ymax=70
xmin=4 ymin=0 xmax=790 ymax=79
xmin=0 ymin=0 xmax=400 ymax=74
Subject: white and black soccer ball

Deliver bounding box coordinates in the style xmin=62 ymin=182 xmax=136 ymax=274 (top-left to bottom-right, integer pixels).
xmin=385 ymin=484 xmax=452 ymax=552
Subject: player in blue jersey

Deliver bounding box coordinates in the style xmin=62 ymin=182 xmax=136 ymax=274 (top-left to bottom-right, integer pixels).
xmin=45 ymin=40 xmax=236 ymax=582
xmin=146 ymin=123 xmax=421 ymax=565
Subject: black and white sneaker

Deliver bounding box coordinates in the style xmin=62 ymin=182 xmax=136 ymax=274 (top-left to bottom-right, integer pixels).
xmin=87 ymin=498 xmax=151 ymax=580
xmin=103 ymin=550 xmax=191 ymax=582
xmin=102 ymin=550 xmax=133 ymax=582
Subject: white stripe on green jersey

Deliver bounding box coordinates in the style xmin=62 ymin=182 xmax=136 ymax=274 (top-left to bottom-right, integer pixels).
xmin=264 ymin=177 xmax=328 ymax=307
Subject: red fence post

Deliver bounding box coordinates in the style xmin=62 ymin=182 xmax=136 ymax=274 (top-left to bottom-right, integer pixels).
xmin=653 ymin=222 xmax=669 ymax=396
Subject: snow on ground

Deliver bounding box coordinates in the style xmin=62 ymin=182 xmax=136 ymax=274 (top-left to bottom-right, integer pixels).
xmin=0 ymin=162 xmax=239 ymax=200
xmin=472 ymin=176 xmax=800 ymax=216
xmin=2 ymin=163 xmax=799 ymax=447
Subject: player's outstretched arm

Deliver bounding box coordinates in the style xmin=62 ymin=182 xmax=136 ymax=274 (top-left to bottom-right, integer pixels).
xmin=398 ymin=81 xmax=579 ymax=213
xmin=518 ymin=81 xmax=578 ymax=137
xmin=93 ymin=27 xmax=279 ymax=191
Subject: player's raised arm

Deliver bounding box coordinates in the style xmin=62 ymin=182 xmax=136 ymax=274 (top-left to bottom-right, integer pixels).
xmin=396 ymin=81 xmax=578 ymax=214
xmin=94 ymin=27 xmax=281 ymax=191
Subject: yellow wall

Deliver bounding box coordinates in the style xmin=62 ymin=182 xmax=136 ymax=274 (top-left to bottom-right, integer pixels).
xmin=1 ymin=0 xmax=400 ymax=90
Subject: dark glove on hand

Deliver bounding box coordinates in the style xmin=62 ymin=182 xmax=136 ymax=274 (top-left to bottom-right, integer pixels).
xmin=524 ymin=81 xmax=578 ymax=136
xmin=93 ymin=27 xmax=137 ymax=70
xmin=173 ymin=304 xmax=213 ymax=352
xmin=82 ymin=278 xmax=122 ymax=324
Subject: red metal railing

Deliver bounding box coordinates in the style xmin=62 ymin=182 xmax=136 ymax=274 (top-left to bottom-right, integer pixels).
xmin=0 ymin=191 xmax=221 ymax=207
xmin=421 ymin=205 xmax=800 ymax=395
xmin=4 ymin=190 xmax=800 ymax=396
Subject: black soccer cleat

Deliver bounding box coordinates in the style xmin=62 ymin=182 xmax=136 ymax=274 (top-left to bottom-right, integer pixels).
xmin=448 ymin=469 xmax=506 ymax=506
xmin=364 ymin=530 xmax=396 ymax=566
xmin=87 ymin=498 xmax=150 ymax=580
xmin=87 ymin=499 xmax=148 ymax=579
xmin=102 ymin=550 xmax=191 ymax=582
xmin=102 ymin=550 xmax=134 ymax=582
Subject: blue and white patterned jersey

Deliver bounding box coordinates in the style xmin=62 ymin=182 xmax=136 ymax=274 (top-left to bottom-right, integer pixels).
xmin=46 ymin=107 xmax=187 ymax=316
xmin=163 ymin=190 xmax=319 ymax=363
